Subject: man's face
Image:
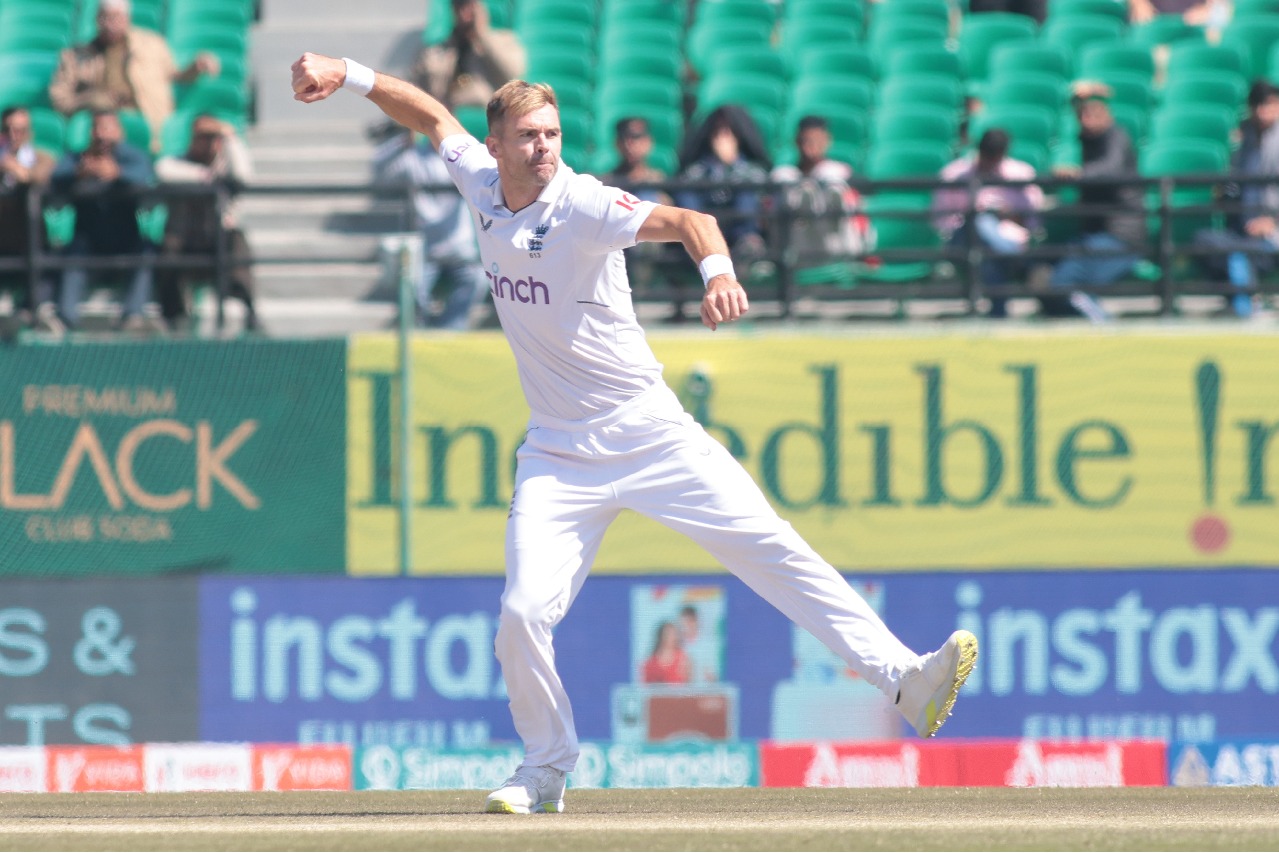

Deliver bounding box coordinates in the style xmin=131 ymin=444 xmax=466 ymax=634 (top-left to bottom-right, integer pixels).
xmin=97 ymin=5 xmax=130 ymax=43
xmin=1255 ymin=95 xmax=1279 ymax=130
xmin=189 ymin=117 xmax=225 ymax=163
xmin=797 ymin=127 xmax=831 ymax=164
xmin=1078 ymin=99 xmax=1113 ymax=137
xmin=617 ymin=124 xmax=652 ymax=165
xmin=89 ymin=113 xmax=123 ymax=154
xmin=490 ymin=104 xmax=561 ymax=188
xmin=2 ymin=110 xmax=31 ymax=147
xmin=453 ymin=0 xmax=478 ymax=31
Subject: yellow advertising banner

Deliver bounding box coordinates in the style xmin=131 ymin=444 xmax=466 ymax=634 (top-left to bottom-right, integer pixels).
xmin=347 ymin=329 xmax=1279 ymax=575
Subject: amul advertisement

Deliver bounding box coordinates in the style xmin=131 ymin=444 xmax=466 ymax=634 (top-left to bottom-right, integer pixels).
xmin=346 ymin=331 xmax=1279 ymax=575
xmin=197 ymin=569 xmax=1279 ymax=749
xmin=0 ymin=340 xmax=346 ymax=574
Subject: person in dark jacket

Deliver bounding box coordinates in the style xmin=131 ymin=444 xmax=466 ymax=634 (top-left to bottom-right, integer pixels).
xmin=51 ymin=109 xmax=156 ymax=330
xmin=1039 ymin=83 xmax=1144 ymax=320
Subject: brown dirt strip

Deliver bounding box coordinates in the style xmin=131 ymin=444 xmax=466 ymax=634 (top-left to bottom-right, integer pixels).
xmin=0 ymin=787 xmax=1274 ymax=851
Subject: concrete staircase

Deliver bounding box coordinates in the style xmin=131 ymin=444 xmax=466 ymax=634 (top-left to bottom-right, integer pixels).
xmin=238 ymin=0 xmax=429 ymax=337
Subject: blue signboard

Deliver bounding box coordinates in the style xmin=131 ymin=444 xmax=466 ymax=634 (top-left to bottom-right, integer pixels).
xmin=199 ymin=570 xmax=1279 ymax=747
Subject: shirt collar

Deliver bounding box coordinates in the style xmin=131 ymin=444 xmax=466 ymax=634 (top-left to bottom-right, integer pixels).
xmin=489 ymin=159 xmax=573 ymax=212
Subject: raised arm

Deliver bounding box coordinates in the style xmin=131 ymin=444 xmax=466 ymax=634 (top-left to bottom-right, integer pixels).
xmin=290 ymin=52 xmax=467 ymax=151
xmin=638 ymin=204 xmax=749 ymax=331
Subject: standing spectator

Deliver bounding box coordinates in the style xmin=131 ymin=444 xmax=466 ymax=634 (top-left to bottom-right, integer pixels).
xmin=371 ymin=129 xmax=487 ymax=329
xmin=771 ymin=116 xmax=869 ymax=274
xmin=51 ymin=110 xmax=157 ymax=331
xmin=0 ymin=107 xmax=60 ymax=332
xmin=1037 ymin=83 xmax=1144 ymax=320
xmin=48 ymin=0 xmax=220 ymax=152
xmin=1193 ymin=80 xmax=1279 ymax=318
xmin=155 ymin=114 xmax=258 ymax=332
xmin=678 ymin=105 xmax=772 ymax=266
xmin=933 ymin=128 xmax=1044 ymax=318
xmin=414 ymin=0 xmax=526 ymax=109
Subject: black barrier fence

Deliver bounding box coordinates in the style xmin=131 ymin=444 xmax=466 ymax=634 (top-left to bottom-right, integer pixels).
xmin=1 ymin=171 xmax=1276 ymax=327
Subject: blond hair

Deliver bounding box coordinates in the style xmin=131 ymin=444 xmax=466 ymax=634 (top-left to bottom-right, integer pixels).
xmin=486 ymin=80 xmax=558 ymax=134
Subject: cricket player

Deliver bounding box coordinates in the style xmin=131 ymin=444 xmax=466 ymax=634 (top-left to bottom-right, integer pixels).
xmin=291 ymin=53 xmax=978 ymax=814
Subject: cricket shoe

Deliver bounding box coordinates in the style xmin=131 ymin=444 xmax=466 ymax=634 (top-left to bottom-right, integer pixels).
xmin=484 ymin=765 xmax=566 ymax=814
xmin=896 ymin=630 xmax=979 ymax=738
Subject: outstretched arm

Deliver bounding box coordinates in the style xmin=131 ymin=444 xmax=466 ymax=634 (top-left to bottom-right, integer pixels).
xmin=638 ymin=204 xmax=749 ymax=331
xmin=291 ymin=52 xmax=466 ymax=151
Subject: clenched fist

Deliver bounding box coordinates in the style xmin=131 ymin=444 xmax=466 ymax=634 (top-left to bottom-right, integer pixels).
xmin=291 ymin=53 xmax=347 ymax=103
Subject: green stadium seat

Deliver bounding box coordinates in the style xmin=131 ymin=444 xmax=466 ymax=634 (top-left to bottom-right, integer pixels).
xmin=593 ymin=105 xmax=682 ymax=154
xmin=987 ymin=42 xmax=1071 ymax=82
xmin=596 ymin=46 xmax=681 ymax=83
xmin=177 ymin=78 xmax=249 ymax=118
xmin=861 ymin=192 xmax=939 ymax=282
xmin=526 ymin=52 xmax=594 ymax=84
xmin=956 ymin=13 xmax=1037 ymax=81
xmin=1128 ymin=14 xmax=1205 ymax=49
xmin=1140 ymin=138 xmax=1229 ymax=243
xmin=1235 ymin=0 xmax=1279 ymax=13
xmin=516 ymin=19 xmax=594 ymax=53
xmin=880 ymin=44 xmax=963 ymax=80
xmin=782 ymin=0 xmax=865 ymax=28
xmin=515 ymin=0 xmax=596 ymax=33
xmin=171 ymin=27 xmax=250 ymax=66
xmin=28 ymin=107 xmax=67 ymax=155
xmin=870 ymin=0 xmax=951 ymax=29
xmin=1007 ymin=139 xmax=1050 ymax=172
xmin=1095 ymin=72 xmax=1155 ymax=112
xmin=792 ymin=45 xmax=876 ymax=82
xmin=66 ymin=109 xmax=152 ymax=152
xmin=168 ymin=6 xmax=250 ymax=42
xmin=1150 ymin=104 xmax=1237 ymax=149
xmin=2 ymin=2 xmax=76 ymax=38
xmin=540 ymin=78 xmax=592 ymax=112
xmin=696 ymin=74 xmax=786 ymax=142
xmin=704 ymin=48 xmax=787 ymax=83
xmin=600 ymin=0 xmax=684 ymax=28
xmin=1041 ymin=16 xmax=1125 ymax=72
xmin=454 ymin=104 xmax=489 ymax=139
xmin=871 ymin=106 xmax=959 ymax=152
xmin=0 ymin=20 xmax=72 ymax=54
xmin=599 ymin=21 xmax=681 ymax=54
xmin=780 ymin=19 xmax=863 ymax=66
xmin=968 ymin=103 xmax=1058 ymax=148
xmin=595 ymin=77 xmax=682 ymax=113
xmin=0 ymin=52 xmax=61 ymax=109
xmin=983 ymin=74 xmax=1069 ymax=111
xmin=1110 ymin=102 xmax=1150 ymax=146
xmin=1160 ymin=71 xmax=1248 ymax=111
xmin=878 ymin=74 xmax=965 ymax=110
xmin=868 ymin=19 xmax=949 ymax=61
xmin=1077 ymin=43 xmax=1156 ymax=83
xmin=1220 ymin=16 xmax=1279 ymax=81
xmin=791 ymin=77 xmax=875 ymax=116
xmin=687 ymin=20 xmax=772 ymax=77
xmin=691 ymin=0 xmax=776 ymax=32
xmin=1165 ymin=41 xmax=1248 ymax=79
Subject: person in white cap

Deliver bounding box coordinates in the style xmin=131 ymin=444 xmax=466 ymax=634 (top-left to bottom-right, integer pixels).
xmin=290 ymin=52 xmax=978 ymax=815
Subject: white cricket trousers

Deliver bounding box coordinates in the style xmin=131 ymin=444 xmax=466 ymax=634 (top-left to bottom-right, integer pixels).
xmin=495 ymin=383 xmax=920 ymax=772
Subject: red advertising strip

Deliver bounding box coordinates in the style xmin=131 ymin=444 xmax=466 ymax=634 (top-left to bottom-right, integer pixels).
xmin=760 ymin=740 xmax=1167 ymax=788
xmin=47 ymin=746 xmax=145 ymax=793
xmin=252 ymin=744 xmax=353 ymax=791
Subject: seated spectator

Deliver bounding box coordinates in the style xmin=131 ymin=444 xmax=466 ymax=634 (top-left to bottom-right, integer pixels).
xmin=0 ymin=107 xmax=60 ymax=332
xmin=413 ymin=0 xmax=526 ymax=109
xmin=48 ymin=0 xmax=220 ymax=152
xmin=1037 ymin=83 xmax=1145 ymax=321
xmin=601 ymin=117 xmax=670 ymax=205
xmin=1193 ymin=79 xmax=1279 ymax=318
xmin=51 ymin=110 xmax=158 ymax=331
xmin=933 ymin=128 xmax=1044 ymax=318
xmin=1128 ymin=0 xmax=1230 ymax=26
xmin=677 ymin=105 xmax=772 ymax=266
xmin=371 ymin=129 xmax=487 ymax=330
xmin=771 ymin=116 xmax=869 ymax=273
xmin=155 ymin=114 xmax=258 ymax=332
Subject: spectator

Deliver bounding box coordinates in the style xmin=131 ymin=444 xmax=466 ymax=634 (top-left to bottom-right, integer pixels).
xmin=640 ymin=622 xmax=690 ymax=685
xmin=1193 ymin=79 xmax=1279 ymax=318
xmin=967 ymin=0 xmax=1046 ymax=24
xmin=678 ymin=605 xmax=719 ymax=684
xmin=48 ymin=0 xmax=220 ymax=152
xmin=677 ymin=105 xmax=772 ymax=266
xmin=51 ymin=110 xmax=157 ymax=331
xmin=771 ymin=116 xmax=869 ymax=273
xmin=155 ymin=114 xmax=258 ymax=332
xmin=0 ymin=107 xmax=60 ymax=332
xmin=933 ymin=128 xmax=1044 ymax=318
xmin=601 ymin=117 xmax=670 ymax=205
xmin=1036 ymin=83 xmax=1144 ymax=321
xmin=1128 ymin=0 xmax=1231 ymax=26
xmin=371 ymin=129 xmax=487 ymax=329
xmin=414 ymin=0 xmax=526 ymax=109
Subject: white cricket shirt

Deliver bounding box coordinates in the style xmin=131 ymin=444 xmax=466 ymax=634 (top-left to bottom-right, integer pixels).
xmin=440 ymin=134 xmax=665 ymax=421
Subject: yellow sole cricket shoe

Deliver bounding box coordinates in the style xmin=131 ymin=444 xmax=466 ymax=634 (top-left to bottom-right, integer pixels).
xmin=483 ymin=765 xmax=566 ymax=814
xmin=896 ymin=629 xmax=979 ymax=738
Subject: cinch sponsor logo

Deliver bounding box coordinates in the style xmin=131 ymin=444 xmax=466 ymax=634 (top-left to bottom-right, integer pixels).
xmin=485 ymin=265 xmax=550 ymax=305
xmin=446 ymin=142 xmax=473 ymax=162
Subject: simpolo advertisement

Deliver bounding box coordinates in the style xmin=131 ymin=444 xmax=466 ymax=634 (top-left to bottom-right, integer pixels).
xmin=346 ymin=331 xmax=1279 ymax=575
xmin=0 ymin=578 xmax=199 ymax=746
xmin=0 ymin=340 xmax=346 ymax=575
xmin=197 ymin=570 xmax=1279 ymax=751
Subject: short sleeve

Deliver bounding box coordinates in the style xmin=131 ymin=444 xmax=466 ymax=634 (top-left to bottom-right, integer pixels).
xmin=438 ymin=133 xmax=497 ymax=197
xmin=567 ymin=174 xmax=659 ymax=254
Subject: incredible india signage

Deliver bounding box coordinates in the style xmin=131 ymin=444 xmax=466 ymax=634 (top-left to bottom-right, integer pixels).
xmin=347 ymin=330 xmax=1279 ymax=574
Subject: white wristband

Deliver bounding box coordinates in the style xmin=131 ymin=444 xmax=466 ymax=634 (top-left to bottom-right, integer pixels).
xmin=698 ymin=253 xmax=735 ymax=288
xmin=341 ymin=58 xmax=375 ymax=97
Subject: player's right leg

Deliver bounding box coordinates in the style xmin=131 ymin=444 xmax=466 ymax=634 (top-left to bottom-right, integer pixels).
xmin=488 ymin=433 xmax=617 ymax=814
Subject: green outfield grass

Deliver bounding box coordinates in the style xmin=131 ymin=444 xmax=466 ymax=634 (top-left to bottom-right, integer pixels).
xmin=0 ymin=787 xmax=1274 ymax=851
